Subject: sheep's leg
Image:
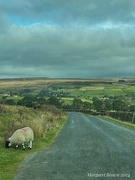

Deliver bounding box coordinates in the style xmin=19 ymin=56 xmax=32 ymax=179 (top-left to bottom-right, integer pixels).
xmin=28 ymin=140 xmax=32 ymax=149
xmin=22 ymin=143 xmax=25 ymax=150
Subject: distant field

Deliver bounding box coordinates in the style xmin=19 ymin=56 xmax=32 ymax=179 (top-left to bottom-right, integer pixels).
xmin=0 ymin=77 xmax=135 ymax=104
xmin=70 ymin=85 xmax=126 ymax=98
xmin=80 ymin=86 xmax=104 ymax=90
xmin=0 ymin=77 xmax=135 ymax=90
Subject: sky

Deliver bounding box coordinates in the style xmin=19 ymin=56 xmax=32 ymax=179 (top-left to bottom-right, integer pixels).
xmin=0 ymin=0 xmax=135 ymax=79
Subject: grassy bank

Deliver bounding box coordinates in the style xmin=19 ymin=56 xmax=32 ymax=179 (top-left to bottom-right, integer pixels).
xmin=102 ymin=116 xmax=135 ymax=129
xmin=0 ymin=105 xmax=67 ymax=180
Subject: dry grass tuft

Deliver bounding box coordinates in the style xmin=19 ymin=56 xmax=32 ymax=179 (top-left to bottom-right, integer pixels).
xmin=0 ymin=104 xmax=67 ymax=145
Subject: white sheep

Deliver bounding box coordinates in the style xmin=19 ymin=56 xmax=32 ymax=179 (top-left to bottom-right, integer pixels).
xmin=5 ymin=127 xmax=34 ymax=150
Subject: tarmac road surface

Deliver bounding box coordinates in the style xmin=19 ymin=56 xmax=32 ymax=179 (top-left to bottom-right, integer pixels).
xmin=13 ymin=112 xmax=135 ymax=180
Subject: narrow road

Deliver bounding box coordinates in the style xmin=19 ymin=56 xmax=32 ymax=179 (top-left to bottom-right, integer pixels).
xmin=13 ymin=112 xmax=135 ymax=180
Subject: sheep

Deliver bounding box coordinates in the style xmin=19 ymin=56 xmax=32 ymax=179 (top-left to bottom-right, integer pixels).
xmin=5 ymin=127 xmax=34 ymax=150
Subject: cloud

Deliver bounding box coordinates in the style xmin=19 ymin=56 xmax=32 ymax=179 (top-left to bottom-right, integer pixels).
xmin=1 ymin=0 xmax=135 ymax=27
xmin=0 ymin=0 xmax=135 ymax=78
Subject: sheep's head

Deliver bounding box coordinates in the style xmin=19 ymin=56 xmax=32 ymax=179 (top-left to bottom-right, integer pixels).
xmin=5 ymin=140 xmax=11 ymax=148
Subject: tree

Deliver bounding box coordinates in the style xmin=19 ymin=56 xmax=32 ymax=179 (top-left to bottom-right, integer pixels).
xmin=104 ymin=99 xmax=112 ymax=111
xmin=38 ymin=90 xmax=47 ymax=97
xmin=112 ymin=99 xmax=128 ymax=111
xmin=19 ymin=89 xmax=32 ymax=97
xmin=129 ymin=105 xmax=135 ymax=112
xmin=48 ymin=96 xmax=61 ymax=108
xmin=83 ymin=102 xmax=93 ymax=110
xmin=93 ymin=98 xmax=104 ymax=112
xmin=6 ymin=99 xmax=16 ymax=105
xmin=17 ymin=96 xmax=38 ymax=108
xmin=72 ymin=98 xmax=83 ymax=109
xmin=0 ymin=96 xmax=7 ymax=104
xmin=37 ymin=98 xmax=46 ymax=105
xmin=0 ymin=97 xmax=16 ymax=105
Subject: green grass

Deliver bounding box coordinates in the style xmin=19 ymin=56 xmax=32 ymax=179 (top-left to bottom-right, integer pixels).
xmin=69 ymin=85 xmax=125 ymax=98
xmin=0 ymin=117 xmax=67 ymax=180
xmin=102 ymin=116 xmax=135 ymax=129
xmin=60 ymin=83 xmax=135 ymax=104
xmin=0 ymin=104 xmax=67 ymax=180
xmin=103 ymin=88 xmax=124 ymax=96
xmin=60 ymin=97 xmax=74 ymax=101
xmin=70 ymin=89 xmax=100 ymax=98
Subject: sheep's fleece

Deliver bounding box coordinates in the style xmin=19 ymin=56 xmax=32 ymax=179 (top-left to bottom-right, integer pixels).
xmin=5 ymin=127 xmax=34 ymax=149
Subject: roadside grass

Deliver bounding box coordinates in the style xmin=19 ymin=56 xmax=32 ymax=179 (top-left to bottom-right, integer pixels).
xmin=0 ymin=105 xmax=67 ymax=180
xmin=85 ymin=112 xmax=135 ymax=129
xmin=102 ymin=116 xmax=135 ymax=129
xmin=0 ymin=119 xmax=67 ymax=180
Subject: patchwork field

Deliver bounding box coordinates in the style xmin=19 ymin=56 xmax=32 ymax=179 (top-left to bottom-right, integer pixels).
xmin=0 ymin=77 xmax=135 ymax=104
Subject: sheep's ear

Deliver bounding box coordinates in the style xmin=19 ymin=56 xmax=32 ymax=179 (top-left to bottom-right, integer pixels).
xmin=5 ymin=140 xmax=10 ymax=148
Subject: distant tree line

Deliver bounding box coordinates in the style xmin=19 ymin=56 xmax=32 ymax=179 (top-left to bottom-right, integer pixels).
xmin=0 ymin=95 xmax=62 ymax=109
xmin=1 ymin=95 xmax=135 ymax=113
xmin=0 ymin=89 xmax=70 ymax=98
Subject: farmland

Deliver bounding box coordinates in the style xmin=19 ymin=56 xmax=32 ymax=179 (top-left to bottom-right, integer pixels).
xmin=0 ymin=77 xmax=135 ymax=105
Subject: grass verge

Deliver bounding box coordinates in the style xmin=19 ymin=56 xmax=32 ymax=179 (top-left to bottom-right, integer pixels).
xmin=102 ymin=115 xmax=135 ymax=129
xmin=0 ymin=117 xmax=67 ymax=180
xmin=0 ymin=105 xmax=67 ymax=180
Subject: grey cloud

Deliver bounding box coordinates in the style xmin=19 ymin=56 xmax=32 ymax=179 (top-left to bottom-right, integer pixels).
xmin=0 ymin=0 xmax=135 ymax=78
xmin=1 ymin=25 xmax=135 ymax=75
xmin=1 ymin=0 xmax=135 ymax=26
